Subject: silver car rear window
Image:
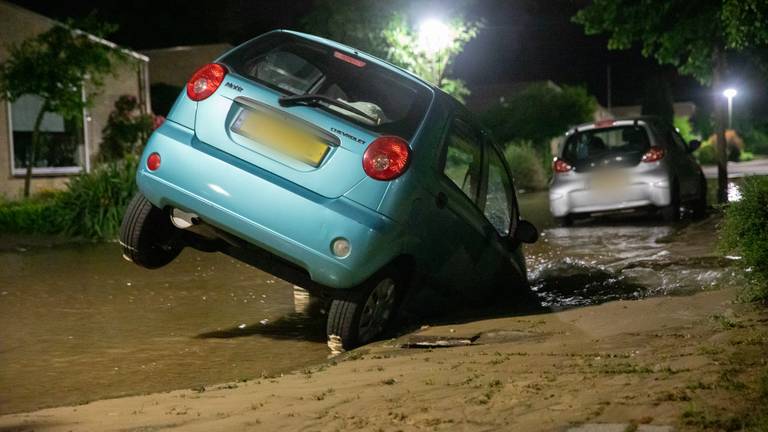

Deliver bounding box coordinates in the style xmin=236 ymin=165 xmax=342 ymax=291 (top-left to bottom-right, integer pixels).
xmin=563 ymin=125 xmax=650 ymax=162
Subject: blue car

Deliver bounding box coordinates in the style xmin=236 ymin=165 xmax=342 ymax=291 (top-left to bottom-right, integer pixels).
xmin=120 ymin=30 xmax=538 ymax=349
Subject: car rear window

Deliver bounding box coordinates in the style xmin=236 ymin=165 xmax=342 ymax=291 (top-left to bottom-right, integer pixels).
xmin=562 ymin=125 xmax=650 ymax=163
xmin=220 ymin=32 xmax=432 ymax=140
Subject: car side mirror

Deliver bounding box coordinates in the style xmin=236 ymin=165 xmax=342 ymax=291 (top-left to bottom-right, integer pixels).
xmin=513 ymin=219 xmax=539 ymax=244
xmin=688 ymin=139 xmax=702 ymax=153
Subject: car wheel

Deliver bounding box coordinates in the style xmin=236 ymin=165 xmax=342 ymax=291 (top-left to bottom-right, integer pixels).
xmin=119 ymin=193 xmax=183 ymax=269
xmin=660 ymin=180 xmax=681 ymax=223
xmin=327 ymin=273 xmax=401 ymax=350
xmin=555 ymin=215 xmax=573 ymax=227
xmin=692 ymin=174 xmax=708 ymax=219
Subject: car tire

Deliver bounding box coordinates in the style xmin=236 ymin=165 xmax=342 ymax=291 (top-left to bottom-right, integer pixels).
xmin=326 ymin=271 xmax=402 ymax=350
xmin=120 ymin=193 xmax=183 ymax=269
xmin=660 ymin=180 xmax=681 ymax=223
xmin=692 ymin=174 xmax=708 ymax=219
xmin=555 ymin=215 xmax=573 ymax=227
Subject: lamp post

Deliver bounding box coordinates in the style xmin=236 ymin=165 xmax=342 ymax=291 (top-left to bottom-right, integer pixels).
xmin=723 ymin=88 xmax=737 ymax=129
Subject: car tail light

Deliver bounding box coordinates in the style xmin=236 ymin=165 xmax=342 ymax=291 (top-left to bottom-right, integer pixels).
xmin=186 ymin=63 xmax=226 ymax=101
xmin=641 ymin=146 xmax=665 ymax=163
xmin=362 ymin=136 xmax=410 ymax=180
xmin=553 ymin=158 xmax=573 ymax=173
xmin=147 ymin=152 xmax=161 ymax=171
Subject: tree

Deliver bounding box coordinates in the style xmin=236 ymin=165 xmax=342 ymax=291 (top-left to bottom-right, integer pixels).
xmin=641 ymin=76 xmax=674 ymax=125
xmin=480 ymin=83 xmax=596 ymax=150
xmin=573 ymin=0 xmax=768 ymax=203
xmin=99 ymin=95 xmax=156 ymax=162
xmin=0 ymin=20 xmax=120 ymax=197
xmin=301 ymin=0 xmax=481 ymax=101
xmin=299 ymin=0 xmax=402 ymax=59
xmin=383 ymin=15 xmax=480 ymax=102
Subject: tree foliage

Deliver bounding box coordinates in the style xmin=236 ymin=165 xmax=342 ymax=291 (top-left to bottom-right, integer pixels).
xmin=573 ymin=0 xmax=768 ymax=203
xmin=0 ymin=19 xmax=122 ymax=196
xmin=480 ymin=84 xmax=596 ymax=149
xmin=99 ymin=95 xmax=157 ymax=162
xmin=299 ymin=0 xmax=402 ymax=59
xmin=573 ymin=0 xmax=768 ymax=85
xmin=382 ymin=14 xmax=480 ymax=101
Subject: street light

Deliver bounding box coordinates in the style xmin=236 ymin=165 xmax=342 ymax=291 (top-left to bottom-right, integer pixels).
xmin=723 ymin=88 xmax=738 ymax=129
xmin=417 ymin=19 xmax=454 ymax=56
xmin=417 ymin=19 xmax=455 ymax=86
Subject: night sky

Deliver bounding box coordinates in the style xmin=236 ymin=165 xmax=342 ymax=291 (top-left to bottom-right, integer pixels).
xmin=7 ymin=0 xmax=765 ymax=117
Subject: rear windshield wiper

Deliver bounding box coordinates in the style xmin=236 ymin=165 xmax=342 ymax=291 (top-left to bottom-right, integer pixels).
xmin=278 ymin=94 xmax=378 ymax=124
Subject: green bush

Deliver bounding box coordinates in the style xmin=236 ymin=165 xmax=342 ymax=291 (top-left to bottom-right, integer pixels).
xmin=503 ymin=141 xmax=548 ymax=192
xmin=695 ymin=141 xmax=718 ymax=165
xmin=0 ymin=192 xmax=67 ymax=234
xmin=0 ymin=157 xmax=138 ymax=240
xmin=720 ymin=176 xmax=768 ymax=304
xmin=744 ymin=128 xmax=768 ymax=156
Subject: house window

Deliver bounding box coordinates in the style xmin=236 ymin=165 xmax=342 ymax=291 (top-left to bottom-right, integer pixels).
xmin=9 ymin=94 xmax=87 ymax=175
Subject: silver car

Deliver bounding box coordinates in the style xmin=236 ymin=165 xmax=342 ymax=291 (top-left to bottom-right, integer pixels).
xmin=549 ymin=117 xmax=706 ymax=225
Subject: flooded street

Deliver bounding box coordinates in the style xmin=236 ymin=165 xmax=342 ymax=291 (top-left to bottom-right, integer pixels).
xmin=0 ymin=242 xmax=329 ymax=414
xmin=0 ymin=186 xmax=741 ymax=415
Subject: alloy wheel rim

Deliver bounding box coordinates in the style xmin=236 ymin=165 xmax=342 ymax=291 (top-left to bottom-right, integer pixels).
xmin=358 ymin=278 xmax=396 ymax=343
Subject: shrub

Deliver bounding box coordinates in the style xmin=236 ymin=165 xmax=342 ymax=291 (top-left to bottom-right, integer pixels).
xmin=0 ymin=157 xmax=138 ymax=240
xmin=480 ymin=83 xmax=596 ymax=152
xmin=57 ymin=157 xmax=139 ymax=239
xmin=695 ymin=141 xmax=718 ymax=165
xmin=503 ymin=141 xmax=548 ymax=192
xmin=744 ymin=128 xmax=768 ymax=156
xmin=99 ymin=95 xmax=157 ymax=162
xmin=0 ymin=192 xmax=67 ymax=234
xmin=720 ymin=176 xmax=768 ymax=304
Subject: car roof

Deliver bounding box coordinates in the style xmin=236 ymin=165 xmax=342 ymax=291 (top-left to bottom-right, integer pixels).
xmin=567 ymin=115 xmax=668 ymax=135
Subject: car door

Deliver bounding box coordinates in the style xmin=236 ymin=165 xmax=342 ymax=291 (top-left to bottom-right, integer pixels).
xmin=427 ymin=114 xmax=498 ymax=298
xmin=476 ymin=138 xmax=526 ymax=285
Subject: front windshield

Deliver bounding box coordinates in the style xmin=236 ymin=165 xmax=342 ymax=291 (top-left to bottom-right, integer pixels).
xmin=220 ymin=33 xmax=432 ymax=140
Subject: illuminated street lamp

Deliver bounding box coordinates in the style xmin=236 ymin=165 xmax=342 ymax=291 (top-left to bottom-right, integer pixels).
xmin=417 ymin=19 xmax=454 ymax=55
xmin=417 ymin=19 xmax=455 ymax=86
xmin=723 ymin=88 xmax=738 ymax=129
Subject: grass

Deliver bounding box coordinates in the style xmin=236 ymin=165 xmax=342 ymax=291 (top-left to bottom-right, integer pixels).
xmin=720 ymin=176 xmax=768 ymax=304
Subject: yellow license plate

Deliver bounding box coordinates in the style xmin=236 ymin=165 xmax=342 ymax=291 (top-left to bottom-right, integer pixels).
xmin=233 ymin=111 xmax=330 ymax=167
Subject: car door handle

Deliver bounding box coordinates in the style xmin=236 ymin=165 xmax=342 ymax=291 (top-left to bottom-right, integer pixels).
xmin=435 ymin=192 xmax=447 ymax=209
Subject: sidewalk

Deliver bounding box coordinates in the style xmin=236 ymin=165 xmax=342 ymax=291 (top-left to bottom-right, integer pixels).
xmin=702 ymin=158 xmax=768 ymax=178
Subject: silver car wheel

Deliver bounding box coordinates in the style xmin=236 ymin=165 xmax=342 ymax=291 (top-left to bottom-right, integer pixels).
xmin=357 ymin=278 xmax=396 ymax=343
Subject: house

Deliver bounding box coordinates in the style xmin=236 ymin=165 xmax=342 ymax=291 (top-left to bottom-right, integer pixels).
xmin=142 ymin=43 xmax=233 ymax=88
xmin=0 ymin=1 xmax=149 ymax=198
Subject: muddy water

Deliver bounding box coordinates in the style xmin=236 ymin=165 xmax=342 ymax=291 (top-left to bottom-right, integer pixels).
xmin=0 ymin=243 xmax=329 ymax=414
xmin=521 ymin=180 xmax=744 ymax=308
xmin=0 ymin=182 xmax=742 ymax=414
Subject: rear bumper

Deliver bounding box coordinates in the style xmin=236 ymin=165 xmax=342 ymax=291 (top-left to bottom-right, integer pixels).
xmin=137 ymin=121 xmax=402 ymax=289
xmin=549 ymin=167 xmax=671 ymax=217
